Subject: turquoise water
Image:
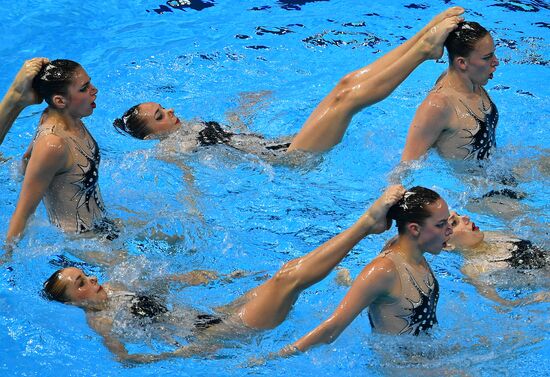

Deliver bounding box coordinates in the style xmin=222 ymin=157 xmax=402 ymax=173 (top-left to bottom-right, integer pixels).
xmin=1 ymin=0 xmax=549 ymax=376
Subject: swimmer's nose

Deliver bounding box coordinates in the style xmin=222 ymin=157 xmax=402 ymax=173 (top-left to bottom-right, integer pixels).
xmin=90 ymin=83 xmax=98 ymax=95
xmin=462 ymin=215 xmax=470 ymax=224
xmin=90 ymin=276 xmax=98 ymax=284
xmin=493 ymin=55 xmax=499 ymax=67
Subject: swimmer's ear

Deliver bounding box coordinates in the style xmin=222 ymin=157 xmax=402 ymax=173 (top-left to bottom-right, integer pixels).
xmin=52 ymin=94 xmax=67 ymax=109
xmin=455 ymin=56 xmax=468 ymax=71
xmin=407 ymin=223 xmax=421 ymax=237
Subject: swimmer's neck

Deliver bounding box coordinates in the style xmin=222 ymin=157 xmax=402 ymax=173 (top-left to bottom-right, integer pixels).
xmin=442 ymin=68 xmax=480 ymax=94
xmin=391 ymin=236 xmax=427 ymax=267
xmin=453 ymin=240 xmax=490 ymax=256
xmin=44 ymin=107 xmax=87 ymax=133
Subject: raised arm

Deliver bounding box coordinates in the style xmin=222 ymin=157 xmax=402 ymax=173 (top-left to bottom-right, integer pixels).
xmin=401 ymin=92 xmax=451 ymax=161
xmin=288 ymin=257 xmax=396 ymax=353
xmin=0 ymin=58 xmax=49 ymax=146
xmin=6 ymin=134 xmax=69 ymax=245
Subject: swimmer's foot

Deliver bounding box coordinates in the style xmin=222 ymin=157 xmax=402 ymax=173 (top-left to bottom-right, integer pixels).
xmin=424 ymin=6 xmax=464 ymax=33
xmin=418 ymin=15 xmax=464 ymax=60
xmin=359 ymin=185 xmax=406 ymax=234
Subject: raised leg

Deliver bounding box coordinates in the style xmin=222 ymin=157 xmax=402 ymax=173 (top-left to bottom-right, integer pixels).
xmin=288 ymin=8 xmax=463 ymax=152
xmin=235 ymin=185 xmax=405 ymax=329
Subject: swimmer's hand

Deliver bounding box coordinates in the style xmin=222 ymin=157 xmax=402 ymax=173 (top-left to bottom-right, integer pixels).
xmin=359 ymin=185 xmax=406 ymax=234
xmin=9 ymin=58 xmax=49 ymax=107
xmin=247 ymin=344 xmax=300 ymax=367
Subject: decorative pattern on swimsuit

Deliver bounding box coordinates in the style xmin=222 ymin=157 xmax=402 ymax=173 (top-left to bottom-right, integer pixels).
xmin=193 ymin=314 xmax=223 ymax=329
xmin=68 ymin=134 xmax=106 ymax=233
xmin=494 ymin=240 xmax=548 ymax=270
xmin=458 ymin=93 xmax=499 ymax=160
xmin=397 ymin=267 xmax=439 ymax=336
xmin=129 ymin=294 xmax=169 ymax=319
xmin=265 ymin=142 xmax=291 ymax=151
xmin=197 ymin=121 xmax=234 ymax=146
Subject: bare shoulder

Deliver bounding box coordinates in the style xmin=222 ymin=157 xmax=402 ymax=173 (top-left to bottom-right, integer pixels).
xmin=358 ymin=254 xmax=398 ymax=286
xmin=32 ymin=132 xmax=69 ymax=158
xmin=419 ymin=89 xmax=453 ymax=116
xmin=87 ymin=311 xmax=113 ymax=334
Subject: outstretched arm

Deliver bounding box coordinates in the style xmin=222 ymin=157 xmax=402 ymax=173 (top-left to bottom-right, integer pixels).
xmin=401 ymin=92 xmax=451 ymax=161
xmin=88 ymin=315 xmax=202 ymax=364
xmin=0 ymin=58 xmax=48 ymax=146
xmin=288 ymin=257 xmax=396 ymax=353
xmin=462 ymin=265 xmax=549 ymax=307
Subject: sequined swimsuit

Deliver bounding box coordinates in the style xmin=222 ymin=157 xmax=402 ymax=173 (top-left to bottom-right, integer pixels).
xmin=33 ymin=122 xmax=107 ymax=234
xmin=458 ymin=89 xmax=499 ymax=160
xmin=197 ymin=121 xmax=291 ymax=152
xmin=368 ymin=251 xmax=439 ymax=335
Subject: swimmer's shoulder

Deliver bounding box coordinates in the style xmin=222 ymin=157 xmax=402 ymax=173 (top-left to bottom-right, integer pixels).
xmin=361 ymin=251 xmax=399 ymax=285
xmin=28 ymin=130 xmax=71 ymax=172
xmin=415 ymin=88 xmax=455 ymax=132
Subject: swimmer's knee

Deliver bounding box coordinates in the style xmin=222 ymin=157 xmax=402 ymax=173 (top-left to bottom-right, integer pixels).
xmin=272 ymin=259 xmax=300 ymax=287
xmin=333 ymin=87 xmax=353 ymax=105
xmin=336 ymin=73 xmax=355 ymax=89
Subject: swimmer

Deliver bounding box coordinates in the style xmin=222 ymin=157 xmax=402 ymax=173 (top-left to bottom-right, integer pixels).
xmin=114 ymin=8 xmax=464 ymax=156
xmin=43 ymin=186 xmax=405 ymax=362
xmin=6 ymin=59 xmax=110 ymax=246
xmin=402 ymin=21 xmax=500 ymax=161
xmin=0 ymin=58 xmax=49 ymax=146
xmin=282 ymin=186 xmax=452 ymax=355
xmin=445 ymin=211 xmax=549 ymax=306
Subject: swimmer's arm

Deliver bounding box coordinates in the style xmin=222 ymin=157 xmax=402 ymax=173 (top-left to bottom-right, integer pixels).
xmin=461 ymin=265 xmax=536 ymax=307
xmin=288 ymin=258 xmax=395 ymax=354
xmin=166 ymin=270 xmax=219 ymax=286
xmin=6 ymin=135 xmax=69 ymax=245
xmin=0 ymin=58 xmax=48 ymax=146
xmin=89 ymin=315 xmax=188 ymax=364
xmin=401 ymin=92 xmax=450 ymax=161
xmin=225 ymin=90 xmax=273 ymax=132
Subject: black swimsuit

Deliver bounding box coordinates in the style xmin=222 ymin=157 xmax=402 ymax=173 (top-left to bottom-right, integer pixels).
xmin=129 ymin=294 xmax=223 ymax=330
xmin=458 ymin=90 xmax=499 ymax=160
xmin=197 ymin=121 xmax=234 ymax=146
xmin=196 ymin=121 xmax=291 ymax=153
xmin=494 ymin=240 xmax=548 ymax=270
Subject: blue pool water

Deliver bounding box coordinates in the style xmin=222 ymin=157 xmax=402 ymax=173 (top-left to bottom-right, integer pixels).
xmin=1 ymin=0 xmax=549 ymax=376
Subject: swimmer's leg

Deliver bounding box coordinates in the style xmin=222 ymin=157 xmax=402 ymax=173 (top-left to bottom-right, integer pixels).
xmin=288 ymin=8 xmax=463 ymax=152
xmin=234 ymin=186 xmax=404 ymax=329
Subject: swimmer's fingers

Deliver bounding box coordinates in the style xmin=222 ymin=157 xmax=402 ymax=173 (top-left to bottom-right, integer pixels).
xmin=382 ymin=185 xmax=406 ymax=207
xmin=360 ymin=185 xmax=405 ymax=234
xmin=11 ymin=57 xmax=49 ymax=106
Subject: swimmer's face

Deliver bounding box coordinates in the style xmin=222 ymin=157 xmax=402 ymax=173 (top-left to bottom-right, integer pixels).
xmin=464 ymin=34 xmax=499 ymax=85
xmin=61 ymin=67 xmax=98 ymax=118
xmin=415 ymin=199 xmax=453 ymax=255
xmin=58 ymin=267 xmax=107 ymax=307
xmin=138 ymin=102 xmax=182 ymax=138
xmin=446 ymin=211 xmax=485 ymax=249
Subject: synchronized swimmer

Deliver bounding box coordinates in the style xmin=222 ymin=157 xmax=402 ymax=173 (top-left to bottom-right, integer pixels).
xmin=0 ymin=4 xmax=546 ymax=365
